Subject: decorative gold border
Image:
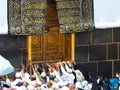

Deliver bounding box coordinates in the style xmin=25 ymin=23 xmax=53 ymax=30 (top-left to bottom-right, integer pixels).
xmin=8 ymin=0 xmax=47 ymax=35
xmin=56 ymin=0 xmax=94 ymax=33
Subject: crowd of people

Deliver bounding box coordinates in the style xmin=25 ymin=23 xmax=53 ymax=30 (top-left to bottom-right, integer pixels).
xmin=0 ymin=61 xmax=120 ymax=90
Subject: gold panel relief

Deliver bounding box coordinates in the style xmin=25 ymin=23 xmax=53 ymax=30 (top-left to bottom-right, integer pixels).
xmin=45 ymin=47 xmax=60 ymax=61
xmin=31 ymin=35 xmax=43 ymax=62
xmin=45 ymin=32 xmax=59 ymax=48
xmin=31 ymin=35 xmax=42 ymax=48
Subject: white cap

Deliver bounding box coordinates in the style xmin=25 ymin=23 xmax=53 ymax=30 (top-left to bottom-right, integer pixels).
xmin=24 ymin=72 xmax=30 ymax=80
xmin=41 ymin=72 xmax=46 ymax=78
xmin=27 ymin=85 xmax=34 ymax=90
xmin=36 ymin=80 xmax=42 ymax=85
xmin=15 ymin=72 xmax=21 ymax=78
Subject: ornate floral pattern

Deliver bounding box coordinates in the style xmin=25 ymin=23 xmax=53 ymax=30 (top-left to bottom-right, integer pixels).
xmin=8 ymin=0 xmax=47 ymax=35
xmin=55 ymin=0 xmax=94 ymax=33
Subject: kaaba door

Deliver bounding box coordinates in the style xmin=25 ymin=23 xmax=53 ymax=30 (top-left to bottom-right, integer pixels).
xmin=30 ymin=28 xmax=72 ymax=63
xmin=28 ymin=0 xmax=72 ymax=63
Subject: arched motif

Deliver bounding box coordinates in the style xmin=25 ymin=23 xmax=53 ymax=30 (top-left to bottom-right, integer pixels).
xmin=81 ymin=0 xmax=89 ymax=18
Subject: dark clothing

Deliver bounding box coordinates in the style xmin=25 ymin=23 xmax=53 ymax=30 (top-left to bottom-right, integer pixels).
xmin=72 ymin=71 xmax=77 ymax=83
xmin=87 ymin=77 xmax=98 ymax=90
xmin=78 ymin=88 xmax=84 ymax=90
xmin=0 ymin=81 xmax=10 ymax=88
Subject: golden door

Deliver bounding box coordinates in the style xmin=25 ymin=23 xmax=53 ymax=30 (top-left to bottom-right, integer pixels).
xmin=28 ymin=0 xmax=73 ymax=63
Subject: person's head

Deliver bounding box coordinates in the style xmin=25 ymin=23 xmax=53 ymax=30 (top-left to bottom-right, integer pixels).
xmin=68 ymin=84 xmax=75 ymax=90
xmin=15 ymin=72 xmax=21 ymax=79
xmin=118 ymin=73 xmax=120 ymax=77
xmin=41 ymin=72 xmax=46 ymax=79
xmin=30 ymin=75 xmax=36 ymax=81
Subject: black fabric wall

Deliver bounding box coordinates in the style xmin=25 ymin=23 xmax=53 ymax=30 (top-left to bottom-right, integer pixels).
xmin=0 ymin=35 xmax=27 ymax=74
xmin=75 ymin=28 xmax=120 ymax=79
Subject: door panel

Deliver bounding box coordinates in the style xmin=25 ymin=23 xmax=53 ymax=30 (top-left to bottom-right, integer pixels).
xmin=30 ymin=0 xmax=72 ymax=63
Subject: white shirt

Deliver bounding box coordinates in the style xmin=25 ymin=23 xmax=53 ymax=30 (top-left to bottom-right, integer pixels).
xmin=60 ymin=65 xmax=75 ymax=84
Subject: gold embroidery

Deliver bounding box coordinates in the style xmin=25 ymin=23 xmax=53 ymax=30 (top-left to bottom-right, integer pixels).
xmin=56 ymin=0 xmax=94 ymax=33
xmin=9 ymin=0 xmax=47 ymax=35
